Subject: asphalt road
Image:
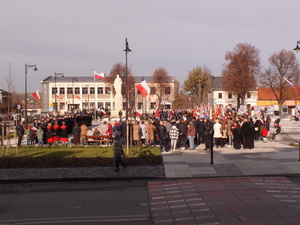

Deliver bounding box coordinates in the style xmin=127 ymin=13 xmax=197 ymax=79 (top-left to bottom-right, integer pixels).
xmin=0 ymin=180 xmax=152 ymax=225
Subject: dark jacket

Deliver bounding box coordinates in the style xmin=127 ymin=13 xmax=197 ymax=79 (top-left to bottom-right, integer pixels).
xmin=16 ymin=123 xmax=25 ymax=136
xmin=157 ymin=125 xmax=167 ymax=140
xmin=177 ymin=122 xmax=188 ymax=136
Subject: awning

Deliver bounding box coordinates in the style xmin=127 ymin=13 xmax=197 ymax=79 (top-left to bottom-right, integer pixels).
xmin=160 ymin=100 xmax=171 ymax=105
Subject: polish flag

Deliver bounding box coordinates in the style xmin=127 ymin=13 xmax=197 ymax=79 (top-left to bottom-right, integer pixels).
xmin=283 ymin=77 xmax=300 ymax=91
xmin=135 ymin=110 xmax=142 ymax=116
xmin=32 ymin=90 xmax=40 ymax=101
xmin=56 ymin=94 xmax=62 ymax=100
xmin=135 ymin=80 xmax=150 ymax=97
xmin=94 ymin=71 xmax=104 ymax=79
xmin=76 ymin=95 xmax=81 ymax=100
xmin=101 ymin=109 xmax=106 ymax=115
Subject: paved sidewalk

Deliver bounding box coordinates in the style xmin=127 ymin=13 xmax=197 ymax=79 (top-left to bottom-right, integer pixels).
xmin=148 ymin=176 xmax=300 ymax=225
xmin=162 ymin=139 xmax=300 ymax=178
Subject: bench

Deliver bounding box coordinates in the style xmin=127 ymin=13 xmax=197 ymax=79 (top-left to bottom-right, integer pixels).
xmin=85 ymin=135 xmax=112 ymax=145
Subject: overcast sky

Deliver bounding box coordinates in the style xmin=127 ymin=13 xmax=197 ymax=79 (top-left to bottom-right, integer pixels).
xmin=0 ymin=0 xmax=299 ymax=93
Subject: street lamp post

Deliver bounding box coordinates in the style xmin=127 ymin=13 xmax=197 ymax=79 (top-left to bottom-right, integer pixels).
xmin=54 ymin=72 xmax=64 ymax=114
xmin=72 ymin=78 xmax=78 ymax=112
xmin=124 ymin=38 xmax=132 ymax=154
xmin=25 ymin=64 xmax=38 ymax=128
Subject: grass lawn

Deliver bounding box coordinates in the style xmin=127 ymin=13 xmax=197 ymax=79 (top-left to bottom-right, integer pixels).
xmin=0 ymin=145 xmax=162 ymax=168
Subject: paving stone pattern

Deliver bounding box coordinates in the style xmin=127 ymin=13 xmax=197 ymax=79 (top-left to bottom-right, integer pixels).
xmin=148 ymin=177 xmax=300 ymax=225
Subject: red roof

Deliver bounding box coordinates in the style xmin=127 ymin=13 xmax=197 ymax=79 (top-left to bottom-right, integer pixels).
xmin=258 ymin=87 xmax=300 ymax=100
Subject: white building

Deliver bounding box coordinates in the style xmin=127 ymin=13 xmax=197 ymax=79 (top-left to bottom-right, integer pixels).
xmin=41 ymin=76 xmax=176 ymax=113
xmin=212 ymin=77 xmax=258 ymax=109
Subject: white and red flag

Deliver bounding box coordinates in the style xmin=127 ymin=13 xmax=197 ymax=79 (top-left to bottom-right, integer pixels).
xmin=56 ymin=94 xmax=62 ymax=100
xmin=32 ymin=90 xmax=40 ymax=101
xmin=135 ymin=110 xmax=142 ymax=116
xmin=283 ymin=76 xmax=300 ymax=91
xmin=135 ymin=80 xmax=150 ymax=97
xmin=76 ymin=95 xmax=81 ymax=100
xmin=101 ymin=109 xmax=106 ymax=115
xmin=94 ymin=71 xmax=104 ymax=80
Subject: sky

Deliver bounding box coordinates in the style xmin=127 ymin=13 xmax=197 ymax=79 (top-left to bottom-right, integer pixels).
xmin=0 ymin=0 xmax=300 ymax=93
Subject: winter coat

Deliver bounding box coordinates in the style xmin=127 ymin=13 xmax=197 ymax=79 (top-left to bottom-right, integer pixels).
xmin=157 ymin=125 xmax=167 ymax=140
xmin=146 ymin=123 xmax=156 ymax=141
xmin=169 ymin=126 xmax=179 ymax=140
xmin=187 ymin=124 xmax=196 ymax=137
xmin=213 ymin=122 xmax=222 ymax=138
xmin=132 ymin=123 xmax=140 ymax=141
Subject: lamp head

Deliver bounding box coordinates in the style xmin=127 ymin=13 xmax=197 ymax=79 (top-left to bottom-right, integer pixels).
xmin=33 ymin=66 xmax=38 ymax=71
xmin=293 ymin=41 xmax=300 ymax=53
xmin=124 ymin=38 xmax=132 ymax=52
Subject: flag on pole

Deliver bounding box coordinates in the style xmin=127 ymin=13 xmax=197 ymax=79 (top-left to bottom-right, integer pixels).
xmin=94 ymin=71 xmax=104 ymax=79
xmin=135 ymin=80 xmax=150 ymax=97
xmin=101 ymin=109 xmax=106 ymax=115
xmin=76 ymin=95 xmax=81 ymax=100
xmin=32 ymin=90 xmax=40 ymax=101
xmin=56 ymin=94 xmax=62 ymax=100
xmin=135 ymin=110 xmax=142 ymax=116
xmin=283 ymin=76 xmax=300 ymax=91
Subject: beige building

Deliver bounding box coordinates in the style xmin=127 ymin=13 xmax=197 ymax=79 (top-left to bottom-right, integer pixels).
xmin=41 ymin=76 xmax=176 ymax=113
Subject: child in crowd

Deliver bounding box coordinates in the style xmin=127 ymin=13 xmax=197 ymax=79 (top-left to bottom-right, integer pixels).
xmin=261 ymin=125 xmax=268 ymax=143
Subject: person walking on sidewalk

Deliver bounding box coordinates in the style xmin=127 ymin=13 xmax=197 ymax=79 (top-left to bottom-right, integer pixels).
xmin=113 ymin=131 xmax=126 ymax=172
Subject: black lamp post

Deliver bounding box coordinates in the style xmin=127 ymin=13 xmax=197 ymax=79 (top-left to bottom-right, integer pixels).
xmin=25 ymin=64 xmax=38 ymax=128
xmin=124 ymin=38 xmax=132 ymax=153
xmin=54 ymin=72 xmax=64 ymax=113
xmin=293 ymin=41 xmax=300 ymax=53
xmin=72 ymin=77 xmax=78 ymax=112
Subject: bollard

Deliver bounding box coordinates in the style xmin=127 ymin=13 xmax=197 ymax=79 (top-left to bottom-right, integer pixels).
xmin=210 ymin=140 xmax=214 ymax=164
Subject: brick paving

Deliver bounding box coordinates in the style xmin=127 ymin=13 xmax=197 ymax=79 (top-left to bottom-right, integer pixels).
xmin=148 ymin=177 xmax=300 ymax=225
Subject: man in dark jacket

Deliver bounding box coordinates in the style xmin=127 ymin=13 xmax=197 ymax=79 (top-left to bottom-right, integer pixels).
xmin=198 ymin=118 xmax=206 ymax=145
xmin=16 ymin=121 xmax=25 ymax=146
xmin=177 ymin=118 xmax=188 ymax=150
xmin=157 ymin=121 xmax=168 ymax=152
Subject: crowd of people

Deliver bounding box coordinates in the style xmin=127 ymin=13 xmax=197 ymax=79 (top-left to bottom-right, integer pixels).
xmin=11 ymin=106 xmax=282 ymax=152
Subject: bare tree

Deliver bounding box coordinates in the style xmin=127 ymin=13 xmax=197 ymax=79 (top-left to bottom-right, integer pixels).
xmin=152 ymin=67 xmax=172 ymax=109
xmin=221 ymin=43 xmax=261 ymax=108
xmin=259 ymin=49 xmax=300 ymax=117
xmin=184 ymin=65 xmax=213 ymax=105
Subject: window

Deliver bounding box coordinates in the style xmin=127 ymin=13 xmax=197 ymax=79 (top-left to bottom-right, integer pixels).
xmin=97 ymin=102 xmax=104 ymax=109
xmin=67 ymin=87 xmax=73 ymax=94
xmin=59 ymin=88 xmax=65 ymax=95
xmin=82 ymin=87 xmax=88 ymax=94
xmin=75 ymin=87 xmax=80 ymax=94
xmin=98 ymin=87 xmax=103 ymax=94
xmin=150 ymin=102 xmax=156 ymax=109
xmin=59 ymin=102 xmax=65 ymax=110
xmin=165 ymin=87 xmax=171 ymax=94
xmin=90 ymin=87 xmax=95 ymax=94
xmin=52 ymin=87 xmax=57 ymax=94
xmin=105 ymin=102 xmax=111 ymax=109
xmin=138 ymin=102 xmax=143 ymax=109
xmin=150 ymin=87 xmax=156 ymax=94
xmin=105 ymin=87 xmax=111 ymax=94
xmin=228 ymin=93 xmax=232 ymax=99
xmin=247 ymin=92 xmax=251 ymax=98
xmin=218 ymin=93 xmax=222 ymax=98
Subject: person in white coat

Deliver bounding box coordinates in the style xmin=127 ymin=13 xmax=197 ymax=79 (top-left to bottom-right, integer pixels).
xmin=213 ymin=118 xmax=222 ymax=148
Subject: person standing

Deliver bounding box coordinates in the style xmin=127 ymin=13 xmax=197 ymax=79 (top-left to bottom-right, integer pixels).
xmin=241 ymin=117 xmax=255 ymax=149
xmin=72 ymin=122 xmax=81 ymax=145
xmin=169 ymin=122 xmax=179 ymax=151
xmin=80 ymin=122 xmax=88 ymax=144
xmin=204 ymin=118 xmax=213 ymax=151
xmin=231 ymin=121 xmax=242 ymax=149
xmin=177 ymin=118 xmax=188 ymax=150
xmin=157 ymin=121 xmax=168 ymax=152
xmin=113 ymin=131 xmax=126 ymax=172
xmin=118 ymin=110 xmax=123 ymax=121
xmin=52 ymin=121 xmax=61 ymax=146
xmin=36 ymin=125 xmax=44 ymax=146
xmin=60 ymin=121 xmax=69 ymax=146
xmin=16 ymin=121 xmax=25 ymax=146
xmin=146 ymin=120 xmax=156 ymax=146
xmin=198 ymin=118 xmax=205 ymax=145
xmin=213 ymin=118 xmax=222 ymax=148
xmin=187 ymin=121 xmax=196 ymax=150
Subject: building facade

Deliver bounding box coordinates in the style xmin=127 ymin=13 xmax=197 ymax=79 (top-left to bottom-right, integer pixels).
xmin=41 ymin=75 xmax=176 ymax=113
